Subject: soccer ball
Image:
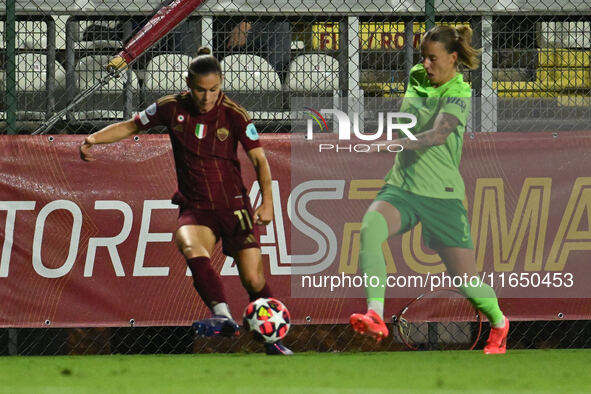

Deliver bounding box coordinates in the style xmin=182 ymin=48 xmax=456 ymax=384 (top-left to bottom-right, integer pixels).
xmin=242 ymin=297 xmax=291 ymax=343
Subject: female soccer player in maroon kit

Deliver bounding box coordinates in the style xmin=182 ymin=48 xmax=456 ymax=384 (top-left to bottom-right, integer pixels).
xmin=80 ymin=47 xmax=292 ymax=355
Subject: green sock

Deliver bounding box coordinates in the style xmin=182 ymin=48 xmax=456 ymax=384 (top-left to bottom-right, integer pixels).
xmin=359 ymin=211 xmax=389 ymax=317
xmin=458 ymin=279 xmax=504 ymax=326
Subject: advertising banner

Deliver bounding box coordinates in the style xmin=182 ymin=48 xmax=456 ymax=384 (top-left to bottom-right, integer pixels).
xmin=1 ymin=133 xmax=590 ymax=327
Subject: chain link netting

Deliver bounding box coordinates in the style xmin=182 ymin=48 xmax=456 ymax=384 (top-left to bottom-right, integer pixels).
xmin=2 ymin=320 xmax=591 ymax=355
xmin=2 ymin=1 xmax=590 ymax=134
xmin=1 ymin=0 xmax=591 ymax=354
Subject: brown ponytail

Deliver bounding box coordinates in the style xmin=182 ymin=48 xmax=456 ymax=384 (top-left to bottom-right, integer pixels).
xmin=187 ymin=46 xmax=222 ymax=79
xmin=423 ymin=25 xmax=481 ymax=70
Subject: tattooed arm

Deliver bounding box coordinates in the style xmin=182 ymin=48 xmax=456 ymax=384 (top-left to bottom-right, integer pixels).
xmin=391 ymin=112 xmax=459 ymax=151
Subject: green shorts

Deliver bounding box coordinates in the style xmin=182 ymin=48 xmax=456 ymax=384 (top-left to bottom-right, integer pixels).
xmin=375 ymin=184 xmax=473 ymax=250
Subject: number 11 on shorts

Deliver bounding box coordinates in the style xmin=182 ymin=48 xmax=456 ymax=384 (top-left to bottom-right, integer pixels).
xmin=234 ymin=209 xmax=253 ymax=230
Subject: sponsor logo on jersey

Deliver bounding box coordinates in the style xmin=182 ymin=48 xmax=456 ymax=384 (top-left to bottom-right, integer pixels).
xmin=446 ymin=97 xmax=467 ymax=113
xmin=216 ymin=127 xmax=229 ymax=142
xmin=246 ymin=123 xmax=259 ymax=141
xmin=146 ymin=103 xmax=157 ymax=116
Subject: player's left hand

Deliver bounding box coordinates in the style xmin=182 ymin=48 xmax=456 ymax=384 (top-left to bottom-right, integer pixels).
xmin=254 ymin=202 xmax=273 ymax=225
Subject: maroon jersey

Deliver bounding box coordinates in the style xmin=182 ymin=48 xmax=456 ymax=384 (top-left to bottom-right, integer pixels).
xmin=133 ymin=91 xmax=261 ymax=209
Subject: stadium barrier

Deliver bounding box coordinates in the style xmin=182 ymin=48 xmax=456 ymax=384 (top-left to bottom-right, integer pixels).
xmin=1 ymin=0 xmax=591 ymax=354
xmin=1 ymin=133 xmax=591 ymax=353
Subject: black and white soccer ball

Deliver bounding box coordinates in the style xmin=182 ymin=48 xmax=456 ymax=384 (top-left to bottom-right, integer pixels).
xmin=242 ymin=297 xmax=291 ymax=343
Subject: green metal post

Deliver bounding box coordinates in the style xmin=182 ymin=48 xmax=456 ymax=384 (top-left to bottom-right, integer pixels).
xmin=6 ymin=0 xmax=17 ymax=134
xmin=425 ymin=0 xmax=435 ymax=32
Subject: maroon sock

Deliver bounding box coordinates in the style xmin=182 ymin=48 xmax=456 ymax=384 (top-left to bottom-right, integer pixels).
xmin=186 ymin=257 xmax=227 ymax=309
xmin=249 ymin=283 xmax=273 ymax=302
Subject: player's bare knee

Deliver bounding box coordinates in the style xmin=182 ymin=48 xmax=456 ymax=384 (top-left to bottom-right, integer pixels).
xmin=241 ymin=272 xmax=265 ymax=293
xmin=179 ymin=244 xmax=203 ymax=259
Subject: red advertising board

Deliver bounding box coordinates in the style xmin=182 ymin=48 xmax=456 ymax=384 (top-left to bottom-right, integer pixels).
xmin=1 ymin=133 xmax=590 ymax=327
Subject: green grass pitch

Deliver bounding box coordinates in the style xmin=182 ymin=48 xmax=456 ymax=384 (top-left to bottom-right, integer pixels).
xmin=1 ymin=349 xmax=590 ymax=393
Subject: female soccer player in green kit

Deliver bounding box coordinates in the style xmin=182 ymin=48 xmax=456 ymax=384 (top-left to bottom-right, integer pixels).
xmin=350 ymin=25 xmax=509 ymax=354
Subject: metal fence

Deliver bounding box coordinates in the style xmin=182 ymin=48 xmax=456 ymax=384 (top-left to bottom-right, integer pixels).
xmin=2 ymin=0 xmax=591 ymax=134
xmin=1 ymin=0 xmax=591 ymax=354
xmin=2 ymin=319 xmax=591 ymax=355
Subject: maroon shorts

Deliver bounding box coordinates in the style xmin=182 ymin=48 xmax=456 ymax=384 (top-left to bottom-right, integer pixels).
xmin=177 ymin=205 xmax=260 ymax=256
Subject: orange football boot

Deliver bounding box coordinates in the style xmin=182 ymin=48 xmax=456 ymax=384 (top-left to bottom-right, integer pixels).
xmin=484 ymin=317 xmax=510 ymax=354
xmin=350 ymin=310 xmax=389 ymax=342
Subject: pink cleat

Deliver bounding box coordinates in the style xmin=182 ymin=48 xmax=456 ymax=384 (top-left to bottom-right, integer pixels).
xmin=484 ymin=317 xmax=510 ymax=354
xmin=350 ymin=310 xmax=389 ymax=342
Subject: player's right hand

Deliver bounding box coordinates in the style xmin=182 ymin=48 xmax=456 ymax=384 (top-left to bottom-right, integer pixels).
xmin=80 ymin=136 xmax=95 ymax=162
xmin=105 ymin=55 xmax=128 ymax=75
xmin=253 ymin=201 xmax=273 ymax=225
